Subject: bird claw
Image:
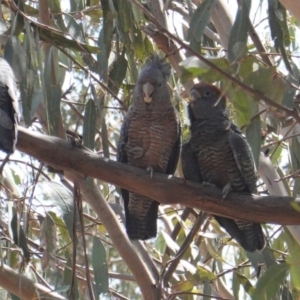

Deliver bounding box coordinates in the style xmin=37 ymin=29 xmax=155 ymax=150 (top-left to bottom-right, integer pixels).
xmin=222 ymin=182 xmax=232 ymax=200
xmin=126 ymin=146 xmax=144 ymax=159
xmin=146 ymin=166 xmax=154 ymax=178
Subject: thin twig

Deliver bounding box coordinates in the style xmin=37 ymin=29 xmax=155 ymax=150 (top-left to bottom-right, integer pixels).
xmin=164 ymin=207 xmax=191 ymax=257
xmin=161 ymin=212 xmax=206 ymax=288
xmin=16 ymin=126 xmax=300 ymax=225
xmin=74 ymin=180 xmax=95 ymax=300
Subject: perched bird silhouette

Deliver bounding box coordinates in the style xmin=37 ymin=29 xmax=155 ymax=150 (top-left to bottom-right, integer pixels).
xmin=182 ymin=83 xmax=265 ymax=252
xmin=117 ymin=54 xmax=181 ymax=240
xmin=0 ymin=58 xmax=19 ymax=157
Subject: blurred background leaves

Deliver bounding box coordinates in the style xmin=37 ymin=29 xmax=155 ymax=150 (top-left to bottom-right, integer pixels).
xmin=0 ymin=0 xmax=299 ymax=299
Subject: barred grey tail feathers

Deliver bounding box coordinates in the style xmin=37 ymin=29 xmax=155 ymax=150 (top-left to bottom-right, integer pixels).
xmin=125 ymin=193 xmax=159 ymax=240
xmin=215 ymin=216 xmax=265 ymax=252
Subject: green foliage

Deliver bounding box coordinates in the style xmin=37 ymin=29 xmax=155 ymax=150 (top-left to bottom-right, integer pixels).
xmin=188 ymin=0 xmax=217 ymax=49
xmin=252 ymin=263 xmax=289 ymax=300
xmin=268 ymin=0 xmax=292 ymax=72
xmin=228 ymin=0 xmax=251 ymax=63
xmin=92 ymin=237 xmax=109 ymax=297
xmin=83 ymin=98 xmax=97 ymax=150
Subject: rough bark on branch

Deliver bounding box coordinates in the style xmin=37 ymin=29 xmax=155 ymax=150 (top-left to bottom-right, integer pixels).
xmin=16 ymin=126 xmax=300 ymax=225
xmin=0 ymin=264 xmax=66 ymax=300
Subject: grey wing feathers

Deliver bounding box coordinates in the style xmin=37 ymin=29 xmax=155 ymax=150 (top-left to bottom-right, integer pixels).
xmin=181 ymin=142 xmax=202 ymax=182
xmin=117 ymin=116 xmax=130 ymax=164
xmin=229 ymin=129 xmax=257 ymax=194
xmin=117 ymin=116 xmax=130 ymax=216
xmin=182 ymin=134 xmax=265 ymax=252
xmin=0 ymin=107 xmax=13 ymax=129
xmin=166 ymin=115 xmax=181 ymax=174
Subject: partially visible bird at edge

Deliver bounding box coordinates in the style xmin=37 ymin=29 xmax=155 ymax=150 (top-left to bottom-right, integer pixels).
xmin=117 ymin=54 xmax=181 ymax=240
xmin=0 ymin=58 xmax=19 ymax=172
xmin=182 ymin=82 xmax=266 ymax=252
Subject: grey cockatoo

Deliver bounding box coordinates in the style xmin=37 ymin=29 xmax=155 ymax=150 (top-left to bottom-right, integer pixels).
xmin=182 ymin=83 xmax=265 ymax=252
xmin=117 ymin=54 xmax=181 ymax=240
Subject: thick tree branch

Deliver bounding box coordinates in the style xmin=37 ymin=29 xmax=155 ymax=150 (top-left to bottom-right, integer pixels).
xmin=77 ymin=179 xmax=157 ymax=300
xmin=25 ymin=107 xmax=157 ymax=298
xmin=0 ymin=263 xmax=66 ymax=300
xmin=16 ymin=126 xmax=300 ymax=225
xmin=33 ymin=110 xmax=157 ymax=299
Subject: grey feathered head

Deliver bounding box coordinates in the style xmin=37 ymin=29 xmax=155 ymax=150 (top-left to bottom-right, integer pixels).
xmin=142 ymin=54 xmax=171 ymax=80
xmin=134 ymin=54 xmax=172 ymax=106
xmin=188 ymin=83 xmax=227 ymax=122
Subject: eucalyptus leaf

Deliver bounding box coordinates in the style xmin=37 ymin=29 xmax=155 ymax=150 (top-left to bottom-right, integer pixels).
xmin=188 ymin=0 xmax=217 ymax=42
xmin=92 ymin=237 xmax=108 ymax=296
xmin=101 ymin=119 xmax=110 ymax=158
xmin=284 ymin=228 xmax=300 ymax=291
xmin=195 ymin=265 xmax=216 ymax=281
xmin=180 ymin=56 xmax=231 ymax=83
xmin=161 ymin=231 xmax=180 ymax=253
xmin=172 ymin=279 xmax=194 ymax=292
xmin=10 ymin=213 xmax=30 ymax=263
xmin=5 ymin=32 xmax=33 ymax=125
xmin=48 ymin=212 xmax=72 ymax=246
xmin=268 ymin=0 xmax=292 ymax=72
xmin=63 ymin=254 xmax=79 ymax=299
xmin=228 ymin=0 xmax=251 ymax=63
xmin=48 ymin=0 xmax=62 ymax=12
xmin=34 ymin=181 xmax=75 ymax=239
xmin=40 ymin=213 xmax=56 ymax=269
xmin=44 ymin=47 xmax=61 ymax=135
xmin=228 ymin=88 xmax=251 ymax=127
xmin=83 ymin=98 xmax=97 ymax=150
xmin=97 ymin=0 xmax=114 ymax=80
xmin=108 ymin=49 xmax=128 ymax=95
xmin=282 ymin=61 xmax=299 ymax=108
xmin=251 ymin=263 xmax=289 ymax=300
xmin=290 ymin=138 xmax=300 ymax=196
xmin=246 ymin=110 xmax=261 ymax=169
xmin=235 ymin=272 xmax=255 ymax=296
xmin=31 ymin=23 xmax=100 ymax=54
xmin=244 ymin=66 xmax=284 ymax=103
xmin=66 ymin=16 xmax=86 ymax=43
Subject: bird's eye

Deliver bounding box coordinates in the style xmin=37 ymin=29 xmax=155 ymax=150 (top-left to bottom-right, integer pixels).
xmin=204 ymin=91 xmax=211 ymax=97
